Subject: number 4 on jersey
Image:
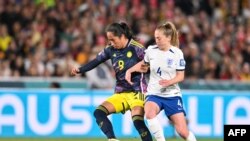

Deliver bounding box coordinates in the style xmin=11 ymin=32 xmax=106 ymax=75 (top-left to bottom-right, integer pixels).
xmin=157 ymin=67 xmax=162 ymax=76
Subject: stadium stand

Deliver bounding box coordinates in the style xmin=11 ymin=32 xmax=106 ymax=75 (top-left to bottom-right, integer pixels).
xmin=0 ymin=0 xmax=249 ymax=88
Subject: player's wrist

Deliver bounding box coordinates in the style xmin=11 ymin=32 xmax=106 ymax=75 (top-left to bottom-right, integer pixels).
xmin=127 ymin=68 xmax=133 ymax=73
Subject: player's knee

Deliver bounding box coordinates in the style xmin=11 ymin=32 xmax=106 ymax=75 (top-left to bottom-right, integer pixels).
xmin=145 ymin=111 xmax=157 ymax=120
xmin=178 ymin=131 xmax=189 ymax=139
xmin=145 ymin=113 xmax=153 ymax=120
xmin=175 ymin=126 xmax=189 ymax=139
xmin=144 ymin=106 xmax=158 ymax=119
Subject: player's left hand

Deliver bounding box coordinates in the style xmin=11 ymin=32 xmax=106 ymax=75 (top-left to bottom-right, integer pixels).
xmin=159 ymin=80 xmax=171 ymax=87
xmin=141 ymin=63 xmax=149 ymax=72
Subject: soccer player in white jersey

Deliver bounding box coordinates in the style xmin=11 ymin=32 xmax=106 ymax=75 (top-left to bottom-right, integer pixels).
xmin=125 ymin=21 xmax=197 ymax=141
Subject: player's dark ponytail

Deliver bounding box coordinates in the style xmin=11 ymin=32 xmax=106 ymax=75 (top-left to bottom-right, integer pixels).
xmin=119 ymin=22 xmax=134 ymax=39
xmin=106 ymin=22 xmax=136 ymax=40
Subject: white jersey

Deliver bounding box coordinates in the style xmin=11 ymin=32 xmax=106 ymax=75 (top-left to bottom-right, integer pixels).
xmin=144 ymin=45 xmax=186 ymax=97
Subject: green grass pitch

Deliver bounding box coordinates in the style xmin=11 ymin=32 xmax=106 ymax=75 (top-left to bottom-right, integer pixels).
xmin=0 ymin=138 xmax=223 ymax=141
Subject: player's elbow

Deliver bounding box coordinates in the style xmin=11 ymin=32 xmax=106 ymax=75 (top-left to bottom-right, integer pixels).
xmin=179 ymin=76 xmax=184 ymax=82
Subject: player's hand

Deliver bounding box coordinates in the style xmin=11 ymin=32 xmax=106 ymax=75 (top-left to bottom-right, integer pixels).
xmin=141 ymin=63 xmax=149 ymax=73
xmin=125 ymin=69 xmax=134 ymax=85
xmin=71 ymin=67 xmax=80 ymax=76
xmin=159 ymin=79 xmax=171 ymax=87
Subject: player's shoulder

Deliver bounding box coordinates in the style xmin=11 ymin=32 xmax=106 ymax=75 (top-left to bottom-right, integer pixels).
xmin=105 ymin=45 xmax=112 ymax=49
xmin=103 ymin=45 xmax=114 ymax=52
xmin=96 ymin=45 xmax=113 ymax=56
xmin=129 ymin=39 xmax=144 ymax=49
xmin=146 ymin=44 xmax=158 ymax=50
xmin=170 ymin=46 xmax=183 ymax=54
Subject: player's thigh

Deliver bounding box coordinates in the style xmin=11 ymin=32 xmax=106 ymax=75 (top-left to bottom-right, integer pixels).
xmin=105 ymin=94 xmax=129 ymax=114
xmin=144 ymin=101 xmax=160 ymax=119
xmin=127 ymin=92 xmax=145 ymax=116
xmin=131 ymin=106 xmax=144 ymax=117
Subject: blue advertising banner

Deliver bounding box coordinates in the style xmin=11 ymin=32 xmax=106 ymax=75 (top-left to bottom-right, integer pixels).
xmin=0 ymin=89 xmax=249 ymax=138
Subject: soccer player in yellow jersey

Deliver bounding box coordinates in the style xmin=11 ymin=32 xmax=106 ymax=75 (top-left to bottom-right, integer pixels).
xmin=71 ymin=22 xmax=152 ymax=141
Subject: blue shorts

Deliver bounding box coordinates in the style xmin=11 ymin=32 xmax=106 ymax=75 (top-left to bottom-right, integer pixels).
xmin=145 ymin=95 xmax=186 ymax=119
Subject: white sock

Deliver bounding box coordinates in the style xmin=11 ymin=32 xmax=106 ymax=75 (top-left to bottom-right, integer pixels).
xmin=147 ymin=117 xmax=165 ymax=141
xmin=186 ymin=131 xmax=197 ymax=141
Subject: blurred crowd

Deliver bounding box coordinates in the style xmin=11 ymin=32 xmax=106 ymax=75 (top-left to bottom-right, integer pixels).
xmin=0 ymin=0 xmax=250 ymax=82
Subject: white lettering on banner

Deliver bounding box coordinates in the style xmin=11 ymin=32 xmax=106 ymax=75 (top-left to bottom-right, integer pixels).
xmin=227 ymin=97 xmax=250 ymax=124
xmin=0 ymin=94 xmax=24 ymax=134
xmin=115 ymin=107 xmax=171 ymax=135
xmin=157 ymin=112 xmax=172 ymax=135
xmin=122 ymin=112 xmax=133 ymax=135
xmin=118 ymin=110 xmax=170 ymax=135
xmin=28 ymin=95 xmax=59 ymax=135
xmin=158 ymin=112 xmax=169 ymax=128
xmin=0 ymin=92 xmax=250 ymax=137
xmin=62 ymin=95 xmax=92 ymax=135
xmin=93 ymin=96 xmax=109 ymax=106
xmin=214 ymin=97 xmax=223 ymax=135
xmin=188 ymin=97 xmax=211 ymax=135
xmin=93 ymin=95 xmax=113 ymax=129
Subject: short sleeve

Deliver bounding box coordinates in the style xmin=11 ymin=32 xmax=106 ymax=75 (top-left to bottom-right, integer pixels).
xmin=134 ymin=46 xmax=145 ymax=61
xmin=176 ymin=50 xmax=186 ymax=71
xmin=144 ymin=45 xmax=156 ymax=64
xmin=144 ymin=48 xmax=150 ymax=64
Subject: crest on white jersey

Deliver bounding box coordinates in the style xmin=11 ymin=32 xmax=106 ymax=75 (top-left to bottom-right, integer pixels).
xmin=167 ymin=58 xmax=174 ymax=66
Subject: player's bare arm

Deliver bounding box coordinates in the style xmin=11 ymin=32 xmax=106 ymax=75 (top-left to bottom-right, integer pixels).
xmin=159 ymin=70 xmax=185 ymax=87
xmin=125 ymin=60 xmax=147 ymax=85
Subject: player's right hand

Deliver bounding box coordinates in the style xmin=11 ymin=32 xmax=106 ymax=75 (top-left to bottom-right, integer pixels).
xmin=71 ymin=67 xmax=80 ymax=76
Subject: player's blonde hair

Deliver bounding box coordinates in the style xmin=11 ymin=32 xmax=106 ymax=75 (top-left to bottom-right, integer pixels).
xmin=156 ymin=21 xmax=179 ymax=47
